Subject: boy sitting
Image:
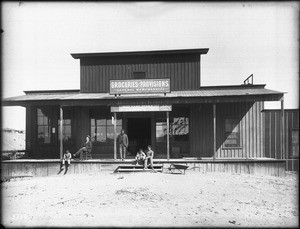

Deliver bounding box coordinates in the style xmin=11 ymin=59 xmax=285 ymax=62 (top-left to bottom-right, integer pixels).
xmin=58 ymin=150 xmax=72 ymax=175
xmin=135 ymin=149 xmax=146 ymax=166
xmin=144 ymin=145 xmax=154 ymax=170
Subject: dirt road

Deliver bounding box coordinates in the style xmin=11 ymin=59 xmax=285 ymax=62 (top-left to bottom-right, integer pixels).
xmin=2 ymin=171 xmax=298 ymax=227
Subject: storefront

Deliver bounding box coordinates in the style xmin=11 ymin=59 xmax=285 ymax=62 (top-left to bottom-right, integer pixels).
xmin=3 ymin=48 xmax=285 ymax=160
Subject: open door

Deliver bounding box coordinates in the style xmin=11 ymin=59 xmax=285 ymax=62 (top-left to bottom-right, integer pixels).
xmin=127 ymin=117 xmax=151 ymax=156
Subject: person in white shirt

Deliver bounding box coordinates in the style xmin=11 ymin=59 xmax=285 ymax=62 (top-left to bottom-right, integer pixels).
xmin=58 ymin=150 xmax=72 ymax=175
xmin=144 ymin=145 xmax=154 ymax=170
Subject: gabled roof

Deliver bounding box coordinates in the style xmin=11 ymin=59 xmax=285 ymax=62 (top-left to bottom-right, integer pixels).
xmin=2 ymin=84 xmax=284 ymax=107
xmin=71 ymin=48 xmax=209 ymax=59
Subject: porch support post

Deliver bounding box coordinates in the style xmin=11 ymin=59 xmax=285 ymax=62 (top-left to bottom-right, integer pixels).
xmin=213 ymin=103 xmax=216 ymax=160
xmin=280 ymin=96 xmax=285 ymax=159
xmin=59 ymin=106 xmax=63 ymax=160
xmin=114 ymin=112 xmax=117 ymax=160
xmin=166 ymin=111 xmax=170 ymax=160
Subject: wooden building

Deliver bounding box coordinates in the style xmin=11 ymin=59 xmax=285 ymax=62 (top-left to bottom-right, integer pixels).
xmin=3 ymin=48 xmax=285 ymax=161
xmin=263 ymin=109 xmax=299 ymax=171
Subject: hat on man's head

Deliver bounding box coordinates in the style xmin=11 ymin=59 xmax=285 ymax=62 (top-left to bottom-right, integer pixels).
xmin=86 ymin=135 xmax=91 ymax=139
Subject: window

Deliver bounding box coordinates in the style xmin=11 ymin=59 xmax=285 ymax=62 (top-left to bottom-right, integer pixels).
xmin=58 ymin=119 xmax=72 ymax=144
xmin=37 ymin=108 xmax=51 ymax=144
xmin=155 ymin=117 xmax=189 ymax=142
xmin=57 ymin=108 xmax=72 ymax=144
xmin=224 ymin=118 xmax=240 ymax=148
xmin=91 ymin=118 xmax=122 ymax=143
xmin=291 ymin=129 xmax=299 ymax=158
xmin=133 ymin=71 xmax=146 ymax=79
xmin=156 ymin=119 xmax=167 ymax=142
xmin=170 ymin=117 xmax=189 ymax=141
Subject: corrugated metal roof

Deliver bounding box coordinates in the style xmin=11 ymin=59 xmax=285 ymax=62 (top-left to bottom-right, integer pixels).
xmin=2 ymin=86 xmax=284 ymax=105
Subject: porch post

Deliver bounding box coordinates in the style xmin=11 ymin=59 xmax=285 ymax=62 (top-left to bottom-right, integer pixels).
xmin=114 ymin=112 xmax=117 ymax=160
xmin=166 ymin=111 xmax=170 ymax=160
xmin=59 ymin=106 xmax=63 ymax=160
xmin=213 ymin=103 xmax=216 ymax=160
xmin=281 ymin=97 xmax=285 ymax=159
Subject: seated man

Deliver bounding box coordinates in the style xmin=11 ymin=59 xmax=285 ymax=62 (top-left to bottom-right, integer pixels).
xmin=73 ymin=135 xmax=92 ymax=160
xmin=135 ymin=149 xmax=146 ymax=165
xmin=144 ymin=145 xmax=154 ymax=170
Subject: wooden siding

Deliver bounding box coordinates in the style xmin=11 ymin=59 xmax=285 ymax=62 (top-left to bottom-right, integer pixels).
xmin=2 ymin=159 xmax=286 ymax=177
xmin=190 ymin=102 xmax=264 ymax=158
xmin=80 ymin=54 xmax=200 ymax=93
xmin=263 ymin=109 xmax=299 ymax=160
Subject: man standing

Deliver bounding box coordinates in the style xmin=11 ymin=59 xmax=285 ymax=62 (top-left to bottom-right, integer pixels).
xmin=118 ymin=129 xmax=128 ymax=160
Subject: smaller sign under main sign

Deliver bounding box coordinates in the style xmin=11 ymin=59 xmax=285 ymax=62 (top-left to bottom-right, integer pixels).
xmin=110 ymin=79 xmax=170 ymax=94
xmin=111 ymin=105 xmax=172 ymax=112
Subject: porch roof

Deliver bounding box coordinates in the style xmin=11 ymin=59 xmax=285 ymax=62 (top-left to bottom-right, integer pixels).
xmin=71 ymin=48 xmax=209 ymax=59
xmin=2 ymin=84 xmax=284 ymax=107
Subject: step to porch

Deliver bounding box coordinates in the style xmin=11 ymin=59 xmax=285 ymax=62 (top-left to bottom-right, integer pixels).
xmin=115 ymin=164 xmax=163 ymax=173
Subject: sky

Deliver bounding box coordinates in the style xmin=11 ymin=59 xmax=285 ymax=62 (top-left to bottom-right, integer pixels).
xmin=1 ymin=1 xmax=299 ymax=130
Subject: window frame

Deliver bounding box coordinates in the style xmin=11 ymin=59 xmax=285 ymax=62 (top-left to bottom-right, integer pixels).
xmin=91 ymin=117 xmax=122 ymax=145
xmin=290 ymin=128 xmax=299 ymax=158
xmin=132 ymin=71 xmax=146 ymax=79
xmin=170 ymin=117 xmax=189 ymax=142
xmin=58 ymin=118 xmax=72 ymax=145
xmin=36 ymin=107 xmax=52 ymax=145
xmin=222 ymin=117 xmax=242 ymax=149
xmin=155 ymin=116 xmax=190 ymax=143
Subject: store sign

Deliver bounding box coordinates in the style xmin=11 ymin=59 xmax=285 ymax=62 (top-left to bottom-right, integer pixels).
xmin=111 ymin=105 xmax=172 ymax=112
xmin=110 ymin=79 xmax=170 ymax=94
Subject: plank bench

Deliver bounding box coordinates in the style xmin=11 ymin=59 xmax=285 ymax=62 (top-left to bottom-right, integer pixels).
xmin=167 ymin=163 xmax=189 ymax=175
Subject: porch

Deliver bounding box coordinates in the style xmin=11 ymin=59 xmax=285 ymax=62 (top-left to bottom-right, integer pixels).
xmin=1 ymin=158 xmax=286 ymax=178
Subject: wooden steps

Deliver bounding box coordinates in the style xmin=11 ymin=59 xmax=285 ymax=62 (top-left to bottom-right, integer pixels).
xmin=115 ymin=164 xmax=163 ymax=173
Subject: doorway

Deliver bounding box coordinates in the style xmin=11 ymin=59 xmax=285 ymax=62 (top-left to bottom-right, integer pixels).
xmin=127 ymin=117 xmax=151 ymax=155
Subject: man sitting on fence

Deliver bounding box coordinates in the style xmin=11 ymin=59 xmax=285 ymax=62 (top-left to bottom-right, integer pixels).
xmin=135 ymin=149 xmax=146 ymax=166
xmin=58 ymin=150 xmax=72 ymax=175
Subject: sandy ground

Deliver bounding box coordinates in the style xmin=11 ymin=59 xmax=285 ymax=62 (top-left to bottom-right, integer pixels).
xmin=1 ymin=170 xmax=299 ymax=228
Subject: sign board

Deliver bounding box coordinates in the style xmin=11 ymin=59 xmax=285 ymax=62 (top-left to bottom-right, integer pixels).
xmin=110 ymin=79 xmax=170 ymax=94
xmin=111 ymin=105 xmax=172 ymax=113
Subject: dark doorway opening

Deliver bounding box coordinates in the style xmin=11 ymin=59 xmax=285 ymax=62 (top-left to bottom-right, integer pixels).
xmin=127 ymin=117 xmax=151 ymax=155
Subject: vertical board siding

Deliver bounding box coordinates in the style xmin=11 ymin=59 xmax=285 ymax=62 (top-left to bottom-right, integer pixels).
xmin=190 ymin=102 xmax=263 ymax=159
xmin=263 ymin=109 xmax=299 ymax=163
xmin=80 ymin=55 xmax=200 ymax=93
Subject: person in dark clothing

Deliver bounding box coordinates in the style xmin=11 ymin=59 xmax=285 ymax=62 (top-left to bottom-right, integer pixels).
xmin=73 ymin=135 xmax=92 ymax=160
xmin=57 ymin=150 xmax=72 ymax=175
xmin=135 ymin=149 xmax=146 ymax=165
xmin=117 ymin=129 xmax=128 ymax=160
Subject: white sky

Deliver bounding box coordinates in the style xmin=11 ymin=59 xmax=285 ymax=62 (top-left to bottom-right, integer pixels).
xmin=1 ymin=1 xmax=299 ymax=130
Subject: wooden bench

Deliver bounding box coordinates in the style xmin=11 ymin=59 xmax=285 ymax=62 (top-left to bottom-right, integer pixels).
xmin=167 ymin=163 xmax=189 ymax=175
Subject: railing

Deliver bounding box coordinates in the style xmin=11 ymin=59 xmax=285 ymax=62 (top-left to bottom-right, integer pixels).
xmin=244 ymin=74 xmax=253 ymax=85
